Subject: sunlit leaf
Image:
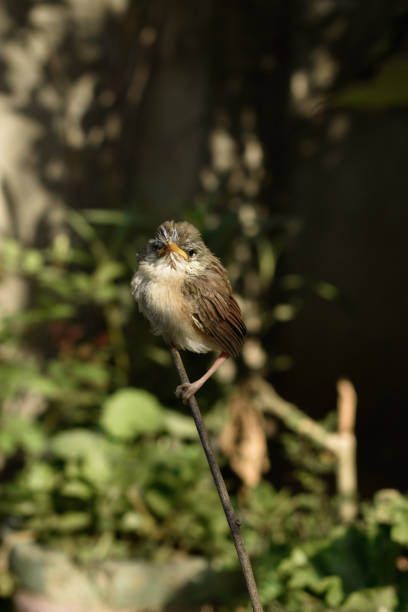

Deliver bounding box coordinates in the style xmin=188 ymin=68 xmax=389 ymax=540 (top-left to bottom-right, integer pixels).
xmin=0 ymin=415 xmax=45 ymax=454
xmin=46 ymin=512 xmax=91 ymax=531
xmin=391 ymin=521 xmax=408 ymax=546
xmin=60 ymin=480 xmax=93 ymax=500
xmin=100 ymin=388 xmax=164 ymax=440
xmin=163 ymin=411 xmax=196 ymax=439
xmin=82 ymin=446 xmax=115 ymax=486
xmin=94 ymin=261 xmax=125 ymax=285
xmin=119 ymin=511 xmax=146 ymax=532
xmin=48 ymin=359 xmax=109 ymax=388
xmin=22 ymin=462 xmax=57 ymax=492
xmin=343 ymin=586 xmax=397 ymax=610
xmin=50 ymin=429 xmax=108 ymax=459
xmin=22 ymin=249 xmax=44 ymax=274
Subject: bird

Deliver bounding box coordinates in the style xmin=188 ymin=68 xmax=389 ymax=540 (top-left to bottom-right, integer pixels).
xmin=131 ymin=220 xmax=246 ymax=402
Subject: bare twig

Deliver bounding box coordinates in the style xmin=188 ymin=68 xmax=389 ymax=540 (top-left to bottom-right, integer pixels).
xmin=170 ymin=347 xmax=264 ymax=612
xmin=335 ymin=379 xmax=358 ymax=522
xmin=251 ymin=377 xmax=338 ymax=452
xmin=250 ymin=376 xmax=358 ymax=523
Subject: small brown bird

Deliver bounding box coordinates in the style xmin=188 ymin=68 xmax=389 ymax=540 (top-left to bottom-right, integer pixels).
xmin=131 ymin=220 xmax=246 ymax=401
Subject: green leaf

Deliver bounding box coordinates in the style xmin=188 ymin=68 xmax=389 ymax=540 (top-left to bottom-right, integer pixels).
xmin=0 ymin=306 xmax=74 ymax=338
xmin=316 ymin=575 xmax=343 ymax=607
xmin=82 ymin=446 xmax=115 ymax=486
xmin=145 ymin=489 xmax=173 ymax=518
xmin=391 ymin=520 xmax=408 ymax=546
xmin=94 ymin=261 xmax=125 ymax=285
xmin=120 ymin=511 xmax=146 ymax=532
xmin=22 ymin=249 xmax=44 ymax=274
xmin=51 ymin=430 xmax=119 ymax=487
xmin=46 ymin=512 xmax=91 ymax=531
xmin=23 ymin=462 xmax=57 ymax=492
xmin=343 ymin=586 xmax=397 ymax=610
xmin=67 ymin=361 xmax=109 ymax=386
xmin=0 ymin=415 xmax=45 ymax=455
xmin=163 ymin=411 xmax=197 ymax=439
xmin=50 ymin=429 xmax=108 ymax=460
xmin=60 ymin=480 xmax=93 ymax=500
xmin=100 ymin=388 xmax=164 ymax=440
xmin=0 ymin=362 xmax=59 ymax=400
xmin=47 ymin=359 xmax=109 ymax=390
xmin=373 ymin=488 xmax=405 ymax=523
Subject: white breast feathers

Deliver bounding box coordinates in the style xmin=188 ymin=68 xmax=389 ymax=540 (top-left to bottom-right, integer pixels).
xmin=131 ymin=260 xmax=212 ymax=354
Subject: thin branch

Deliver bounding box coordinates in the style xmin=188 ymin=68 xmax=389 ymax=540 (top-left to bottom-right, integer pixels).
xmin=335 ymin=379 xmax=358 ymax=522
xmin=170 ymin=347 xmax=264 ymax=612
xmin=251 ymin=376 xmax=338 ymax=452
xmin=250 ymin=376 xmax=358 ymax=523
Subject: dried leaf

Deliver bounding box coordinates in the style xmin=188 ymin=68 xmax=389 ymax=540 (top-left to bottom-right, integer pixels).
xmin=220 ymin=386 xmax=269 ymax=487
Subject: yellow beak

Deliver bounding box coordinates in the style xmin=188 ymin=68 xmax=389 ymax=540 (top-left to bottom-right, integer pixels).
xmin=158 ymin=241 xmax=188 ymax=260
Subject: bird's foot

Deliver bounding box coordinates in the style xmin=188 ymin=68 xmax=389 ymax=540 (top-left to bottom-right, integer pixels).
xmin=175 ymin=382 xmax=200 ymax=403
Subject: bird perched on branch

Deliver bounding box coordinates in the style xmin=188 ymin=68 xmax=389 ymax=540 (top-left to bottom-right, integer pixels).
xmin=131 ymin=220 xmax=246 ymax=402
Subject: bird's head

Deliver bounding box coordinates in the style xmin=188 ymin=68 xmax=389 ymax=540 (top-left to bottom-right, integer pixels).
xmin=140 ymin=220 xmax=210 ymax=275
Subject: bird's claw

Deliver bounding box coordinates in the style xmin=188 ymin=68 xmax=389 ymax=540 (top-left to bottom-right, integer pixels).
xmin=175 ymin=383 xmax=196 ymax=403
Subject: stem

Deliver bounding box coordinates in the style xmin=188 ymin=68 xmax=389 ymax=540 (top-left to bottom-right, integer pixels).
xmin=335 ymin=379 xmax=358 ymax=522
xmin=252 ymin=376 xmax=338 ymax=452
xmin=251 ymin=376 xmax=358 ymax=523
xmin=170 ymin=347 xmax=263 ymax=612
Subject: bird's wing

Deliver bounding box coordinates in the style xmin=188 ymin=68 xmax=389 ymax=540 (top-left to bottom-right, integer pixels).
xmin=182 ymin=260 xmax=246 ymax=356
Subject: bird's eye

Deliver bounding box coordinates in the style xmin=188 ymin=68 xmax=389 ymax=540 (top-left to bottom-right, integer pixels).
xmin=151 ymin=239 xmax=163 ymax=252
xmin=187 ymin=248 xmax=196 ymax=257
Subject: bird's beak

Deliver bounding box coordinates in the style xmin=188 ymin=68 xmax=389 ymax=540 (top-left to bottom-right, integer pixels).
xmin=158 ymin=241 xmax=188 ymax=260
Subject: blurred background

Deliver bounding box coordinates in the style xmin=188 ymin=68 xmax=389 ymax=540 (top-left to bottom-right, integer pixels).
xmin=1 ymin=1 xmax=408 ymax=610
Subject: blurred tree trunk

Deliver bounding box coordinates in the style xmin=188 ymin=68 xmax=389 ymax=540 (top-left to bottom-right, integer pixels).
xmin=130 ymin=1 xmax=213 ymax=218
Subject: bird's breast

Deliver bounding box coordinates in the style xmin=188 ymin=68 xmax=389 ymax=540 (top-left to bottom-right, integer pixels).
xmin=132 ymin=265 xmax=213 ymax=353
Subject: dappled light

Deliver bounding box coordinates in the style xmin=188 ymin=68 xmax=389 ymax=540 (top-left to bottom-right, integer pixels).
xmin=0 ymin=0 xmax=407 ymax=610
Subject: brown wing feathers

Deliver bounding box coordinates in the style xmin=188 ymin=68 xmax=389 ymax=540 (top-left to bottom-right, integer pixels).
xmin=183 ymin=260 xmax=246 ymax=357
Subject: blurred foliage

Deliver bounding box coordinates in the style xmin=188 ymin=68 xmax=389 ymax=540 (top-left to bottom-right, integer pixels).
xmin=0 ymin=211 xmax=408 ymax=611
xmin=1 ymin=209 xmax=408 ymax=609
xmin=0 ymin=0 xmax=407 ymax=607
xmin=252 ymin=488 xmax=408 ymax=611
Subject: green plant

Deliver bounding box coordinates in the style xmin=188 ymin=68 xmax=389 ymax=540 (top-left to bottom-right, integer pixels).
xmin=1 ymin=209 xmax=408 ymax=611
xmin=0 ymin=211 xmax=245 ymax=585
xmin=2 ymin=387 xmax=234 ymax=562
